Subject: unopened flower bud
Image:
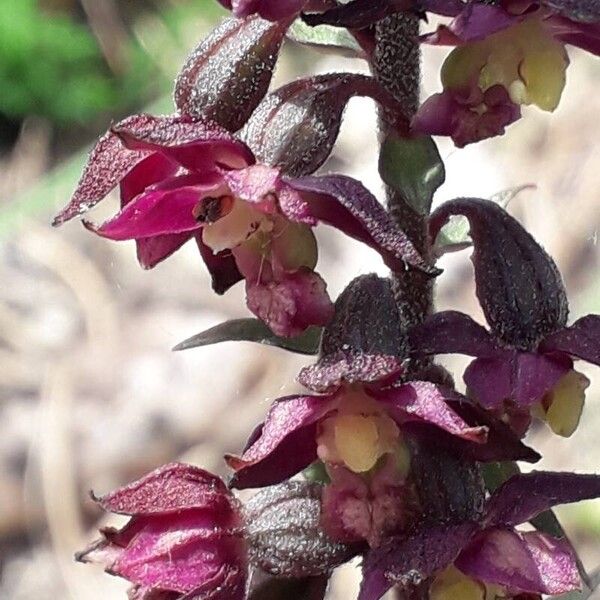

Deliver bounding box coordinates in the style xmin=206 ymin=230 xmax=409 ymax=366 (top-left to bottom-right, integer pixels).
xmin=244 ymin=481 xmax=355 ymax=577
xmin=242 ymin=74 xmax=409 ymax=177
xmin=430 ymin=198 xmax=568 ymax=350
xmin=174 ymin=16 xmax=289 ymax=132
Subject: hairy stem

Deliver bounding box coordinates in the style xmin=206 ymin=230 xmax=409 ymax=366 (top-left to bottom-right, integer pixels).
xmin=372 ymin=13 xmax=433 ymax=327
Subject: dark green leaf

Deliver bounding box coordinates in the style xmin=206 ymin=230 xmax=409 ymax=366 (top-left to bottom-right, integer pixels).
xmin=303 ymin=461 xmax=331 ymax=485
xmin=378 ymin=133 xmax=445 ymax=216
xmin=173 ymin=318 xmax=322 ymax=354
xmin=288 ymin=19 xmax=361 ymax=57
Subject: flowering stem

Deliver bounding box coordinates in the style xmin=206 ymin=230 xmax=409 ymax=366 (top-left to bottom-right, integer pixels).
xmin=372 ymin=13 xmax=433 ymax=328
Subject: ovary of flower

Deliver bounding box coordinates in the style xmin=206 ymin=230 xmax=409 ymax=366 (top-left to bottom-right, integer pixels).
xmin=201 ymin=196 xmax=274 ymax=253
xmin=316 ymin=390 xmax=401 ymax=474
xmin=442 ymin=18 xmax=568 ymax=112
xmin=534 ymin=370 xmax=589 ymax=437
xmin=430 ymin=567 xmax=487 ymax=600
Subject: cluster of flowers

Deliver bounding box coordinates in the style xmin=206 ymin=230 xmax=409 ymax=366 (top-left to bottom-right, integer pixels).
xmin=54 ymin=1 xmax=600 ymax=599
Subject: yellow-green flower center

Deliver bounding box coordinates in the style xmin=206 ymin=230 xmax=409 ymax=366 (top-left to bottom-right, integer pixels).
xmin=442 ymin=18 xmax=568 ymax=112
xmin=532 ymin=369 xmax=589 ymax=437
xmin=430 ymin=567 xmax=502 ymax=600
xmin=316 ymin=389 xmax=406 ymax=474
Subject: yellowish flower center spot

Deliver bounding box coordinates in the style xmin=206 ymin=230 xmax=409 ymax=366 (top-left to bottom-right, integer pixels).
xmin=430 ymin=567 xmax=486 ymax=600
xmin=201 ymin=197 xmax=273 ymax=253
xmin=316 ymin=389 xmax=402 ymax=474
xmin=535 ymin=370 xmax=590 ymax=437
xmin=441 ymin=18 xmax=568 ymax=112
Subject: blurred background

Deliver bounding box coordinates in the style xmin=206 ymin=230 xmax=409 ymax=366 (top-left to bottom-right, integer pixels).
xmin=0 ymin=1 xmax=599 ymax=598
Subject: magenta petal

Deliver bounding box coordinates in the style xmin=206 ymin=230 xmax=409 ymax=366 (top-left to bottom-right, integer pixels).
xmin=464 ymin=351 xmax=571 ymax=409
xmin=111 ymin=114 xmax=254 ymax=172
xmin=409 ymin=311 xmax=500 ymax=358
xmin=485 ymin=471 xmax=600 ymax=528
xmin=120 ymin=153 xmax=179 ymax=206
xmin=95 ymin=463 xmax=233 ymax=515
xmin=109 ymin=513 xmax=243 ymax=593
xmin=359 ymin=523 xmax=479 ymax=600
xmin=245 ymin=268 xmax=334 ymax=337
xmin=53 ymin=131 xmax=149 ymax=226
xmin=456 ymin=528 xmax=580 ymax=595
xmin=374 ymin=382 xmax=487 ymax=442
xmin=135 ymin=233 xmax=193 ymax=270
xmin=540 ymin=314 xmax=600 ymax=366
xmin=226 ymin=394 xmax=334 ymax=489
xmin=287 ymin=175 xmax=436 ymax=274
xmin=89 ymin=177 xmax=222 ymax=240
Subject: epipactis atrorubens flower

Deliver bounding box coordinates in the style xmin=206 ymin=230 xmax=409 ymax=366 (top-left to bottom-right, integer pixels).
xmin=413 ymin=0 xmax=600 ymax=146
xmin=360 ymin=471 xmax=600 ymax=600
xmin=53 ymin=114 xmax=430 ymax=338
xmin=226 ymin=275 xmax=536 ymax=548
xmin=411 ymin=197 xmax=600 ymax=438
xmin=76 ymin=463 xmax=247 ymax=600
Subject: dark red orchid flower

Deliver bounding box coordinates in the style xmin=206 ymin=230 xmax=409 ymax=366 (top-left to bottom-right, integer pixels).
xmin=360 ymin=471 xmax=600 ymax=599
xmin=53 ymin=114 xmax=431 ymax=337
xmin=77 ymin=463 xmax=247 ymax=600
xmin=411 ymin=198 xmax=600 ymax=437
xmin=414 ymin=0 xmax=600 ymax=145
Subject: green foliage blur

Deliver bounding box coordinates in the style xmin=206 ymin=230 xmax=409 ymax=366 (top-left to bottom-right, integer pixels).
xmin=0 ymin=0 xmax=223 ymax=128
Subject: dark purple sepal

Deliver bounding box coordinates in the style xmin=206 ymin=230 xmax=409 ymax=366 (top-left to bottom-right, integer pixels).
xmin=110 ymin=114 xmax=254 ymax=173
xmin=244 ymin=481 xmax=355 ymax=577
xmin=174 ymin=16 xmax=289 ymax=132
xmin=289 ymin=176 xmax=436 ymax=274
xmin=92 ymin=463 xmax=236 ymax=516
xmin=196 ymin=236 xmax=244 ymax=295
xmin=430 ymin=198 xmax=568 ymax=350
xmin=298 ymin=351 xmax=405 ymax=393
xmin=53 ymin=114 xmax=253 ymax=226
xmin=409 ymin=439 xmax=486 ymax=524
xmin=456 ymin=528 xmax=580 ymax=595
xmin=226 ymin=394 xmax=332 ymax=489
xmin=358 ymin=523 xmax=479 ymax=600
xmin=540 ymin=314 xmax=600 ymax=366
xmin=242 ymin=74 xmax=409 ymax=177
xmin=406 ymin=401 xmax=541 ymax=463
xmin=408 ymin=310 xmax=500 ymax=358
xmin=484 ymin=471 xmax=600 ymax=528
xmin=374 ymin=382 xmax=488 ymax=443
xmin=53 ymin=130 xmax=149 ymax=226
